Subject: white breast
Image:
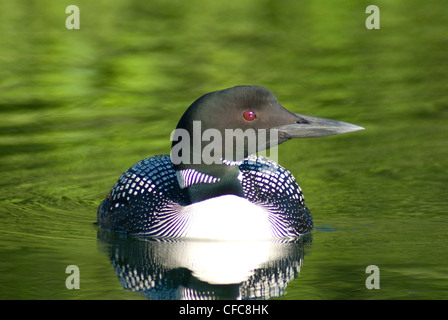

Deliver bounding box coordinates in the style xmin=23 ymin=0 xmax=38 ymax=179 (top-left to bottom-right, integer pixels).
xmin=181 ymin=195 xmax=274 ymax=241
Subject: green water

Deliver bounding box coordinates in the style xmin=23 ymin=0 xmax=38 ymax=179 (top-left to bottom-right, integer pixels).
xmin=1 ymin=0 xmax=447 ymax=300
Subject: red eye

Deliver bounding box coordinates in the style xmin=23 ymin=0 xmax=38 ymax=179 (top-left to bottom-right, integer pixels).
xmin=243 ymin=110 xmax=256 ymax=121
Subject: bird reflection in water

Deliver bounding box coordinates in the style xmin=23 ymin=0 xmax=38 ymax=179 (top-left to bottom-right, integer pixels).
xmin=97 ymin=230 xmax=311 ymax=300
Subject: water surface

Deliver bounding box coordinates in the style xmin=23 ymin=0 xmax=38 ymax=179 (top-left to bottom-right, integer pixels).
xmin=0 ymin=0 xmax=447 ymax=299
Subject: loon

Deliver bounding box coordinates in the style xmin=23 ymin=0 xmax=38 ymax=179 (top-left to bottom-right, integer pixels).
xmin=97 ymin=85 xmax=363 ymax=240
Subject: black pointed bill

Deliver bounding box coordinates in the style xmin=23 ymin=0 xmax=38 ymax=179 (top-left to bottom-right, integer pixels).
xmin=275 ymin=113 xmax=364 ymax=139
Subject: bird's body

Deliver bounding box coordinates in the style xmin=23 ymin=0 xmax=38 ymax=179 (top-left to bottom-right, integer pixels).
xmin=97 ymin=86 xmax=363 ymax=240
xmin=97 ymin=154 xmax=312 ymax=240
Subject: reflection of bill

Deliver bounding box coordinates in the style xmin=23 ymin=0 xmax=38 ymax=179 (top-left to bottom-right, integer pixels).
xmin=98 ymin=230 xmax=311 ymax=300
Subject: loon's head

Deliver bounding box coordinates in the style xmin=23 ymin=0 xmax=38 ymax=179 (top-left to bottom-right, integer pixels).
xmin=170 ymin=85 xmax=363 ymax=203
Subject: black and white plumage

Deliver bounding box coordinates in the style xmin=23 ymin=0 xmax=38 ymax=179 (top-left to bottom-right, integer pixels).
xmin=177 ymin=169 xmax=220 ymax=189
xmin=97 ymin=154 xmax=312 ymax=239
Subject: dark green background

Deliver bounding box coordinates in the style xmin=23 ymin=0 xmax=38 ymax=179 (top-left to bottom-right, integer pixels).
xmin=0 ymin=0 xmax=447 ymax=299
